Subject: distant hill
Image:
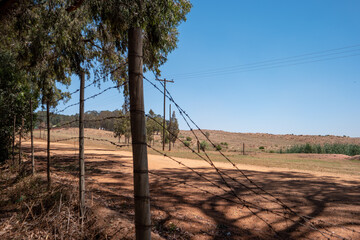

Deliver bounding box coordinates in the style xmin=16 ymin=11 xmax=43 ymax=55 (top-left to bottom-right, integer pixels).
xmin=36 ymin=110 xmax=360 ymax=153
xmin=178 ymin=129 xmax=360 ymax=152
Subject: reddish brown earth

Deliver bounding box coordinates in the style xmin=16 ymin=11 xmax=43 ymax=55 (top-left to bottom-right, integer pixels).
xmin=21 ymin=139 xmax=360 ymax=240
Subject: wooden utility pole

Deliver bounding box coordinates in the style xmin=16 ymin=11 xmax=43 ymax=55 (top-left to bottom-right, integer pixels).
xmin=128 ymin=27 xmax=151 ymax=240
xmin=12 ymin=115 xmax=16 ymax=164
xmin=156 ymin=78 xmax=173 ymax=151
xmin=46 ymin=100 xmax=51 ymax=187
xmin=243 ymin=143 xmax=245 ymax=155
xmin=18 ymin=117 xmax=23 ymax=165
xmin=197 ymin=141 xmax=200 ymax=153
xmin=30 ymin=98 xmax=35 ymax=174
xmin=168 ymin=104 xmax=171 ymax=151
xmin=79 ymin=71 xmax=85 ymax=225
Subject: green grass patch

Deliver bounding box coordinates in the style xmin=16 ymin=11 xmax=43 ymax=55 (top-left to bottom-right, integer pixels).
xmin=286 ymin=143 xmax=360 ymax=156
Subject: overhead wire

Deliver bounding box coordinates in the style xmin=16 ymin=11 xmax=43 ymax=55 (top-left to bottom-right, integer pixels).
xmin=53 ymin=81 xmax=127 ymax=115
xmin=171 ymin=44 xmax=360 ymax=79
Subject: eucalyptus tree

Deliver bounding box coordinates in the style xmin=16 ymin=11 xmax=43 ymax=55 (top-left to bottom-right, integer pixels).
xmin=0 ymin=50 xmax=34 ymax=163
xmin=168 ymin=111 xmax=179 ymax=147
xmin=84 ymin=1 xmax=192 ymax=238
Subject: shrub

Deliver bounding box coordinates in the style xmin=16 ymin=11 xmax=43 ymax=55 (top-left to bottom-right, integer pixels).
xmin=269 ymin=150 xmax=275 ymax=153
xmin=259 ymin=146 xmax=265 ymax=150
xmin=200 ymin=141 xmax=208 ymax=151
xmin=186 ymin=136 xmax=192 ymax=142
xmin=183 ymin=141 xmax=190 ymax=147
xmin=286 ymin=143 xmax=360 ymax=156
xmin=215 ymin=144 xmax=222 ymax=151
xmin=220 ymin=142 xmax=228 ymax=146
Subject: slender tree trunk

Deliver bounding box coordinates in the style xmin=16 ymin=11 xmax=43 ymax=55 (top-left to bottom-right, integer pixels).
xmin=12 ymin=115 xmax=16 ymax=164
xmin=30 ymin=98 xmax=35 ymax=174
xmin=79 ymin=71 xmax=85 ymax=225
xmin=128 ymin=27 xmax=151 ymax=240
xmin=18 ymin=117 xmax=23 ymax=165
xmin=46 ymin=100 xmax=51 ymax=187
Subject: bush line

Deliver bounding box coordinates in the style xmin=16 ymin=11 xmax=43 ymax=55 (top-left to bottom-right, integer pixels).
xmin=286 ymin=143 xmax=360 ymax=156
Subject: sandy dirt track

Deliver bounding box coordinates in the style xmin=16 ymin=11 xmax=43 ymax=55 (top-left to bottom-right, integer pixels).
xmin=23 ymin=139 xmax=360 ymax=240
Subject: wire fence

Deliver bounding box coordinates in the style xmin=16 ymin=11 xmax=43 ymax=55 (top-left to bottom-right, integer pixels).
xmin=25 ymin=75 xmax=360 ymax=240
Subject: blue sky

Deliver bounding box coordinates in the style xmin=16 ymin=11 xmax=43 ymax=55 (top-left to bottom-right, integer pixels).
xmin=56 ymin=0 xmax=360 ymax=137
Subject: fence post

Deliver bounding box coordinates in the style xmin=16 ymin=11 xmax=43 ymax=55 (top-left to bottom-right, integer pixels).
xmin=79 ymin=70 xmax=85 ymax=228
xmin=30 ymin=98 xmax=35 ymax=174
xmin=46 ymin=100 xmax=51 ymax=187
xmin=12 ymin=115 xmax=16 ymax=164
xmin=18 ymin=117 xmax=23 ymax=165
xmin=128 ymin=27 xmax=151 ymax=240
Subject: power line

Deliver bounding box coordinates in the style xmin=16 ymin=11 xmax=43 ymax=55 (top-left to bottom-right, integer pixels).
xmin=171 ymin=44 xmax=360 ymax=79
xmin=176 ymin=52 xmax=360 ymax=80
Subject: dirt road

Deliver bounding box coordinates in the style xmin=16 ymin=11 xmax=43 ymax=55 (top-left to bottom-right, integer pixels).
xmin=23 ymin=139 xmax=360 ymax=239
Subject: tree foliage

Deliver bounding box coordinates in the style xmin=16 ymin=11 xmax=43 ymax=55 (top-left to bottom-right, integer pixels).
xmin=0 ymin=0 xmax=191 ymax=161
xmin=168 ymin=111 xmax=179 ymax=145
xmin=0 ymin=50 xmax=38 ymax=161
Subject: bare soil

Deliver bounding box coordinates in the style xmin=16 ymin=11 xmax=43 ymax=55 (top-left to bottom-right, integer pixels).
xmin=18 ymin=139 xmax=360 ymax=239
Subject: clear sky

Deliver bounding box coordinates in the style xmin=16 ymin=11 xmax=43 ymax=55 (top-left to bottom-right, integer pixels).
xmin=56 ymin=0 xmax=360 ymax=137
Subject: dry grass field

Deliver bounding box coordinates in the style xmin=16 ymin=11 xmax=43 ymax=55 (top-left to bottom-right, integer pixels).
xmin=179 ymin=129 xmax=360 ymax=152
xmin=35 ymin=128 xmax=360 ymax=153
xmin=33 ymin=128 xmax=360 ymax=176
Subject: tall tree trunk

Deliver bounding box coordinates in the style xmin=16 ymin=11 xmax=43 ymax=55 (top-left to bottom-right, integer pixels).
xmin=46 ymin=100 xmax=51 ymax=187
xmin=128 ymin=27 xmax=151 ymax=240
xmin=18 ymin=117 xmax=23 ymax=165
xmin=30 ymin=98 xmax=35 ymax=174
xmin=79 ymin=70 xmax=85 ymax=226
xmin=12 ymin=115 xmax=16 ymax=164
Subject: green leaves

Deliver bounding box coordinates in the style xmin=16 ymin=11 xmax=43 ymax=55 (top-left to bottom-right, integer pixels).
xmin=87 ymin=0 xmax=192 ymax=75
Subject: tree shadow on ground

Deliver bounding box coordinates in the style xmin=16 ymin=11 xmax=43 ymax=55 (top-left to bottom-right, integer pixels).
xmin=22 ymin=144 xmax=360 ymax=240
